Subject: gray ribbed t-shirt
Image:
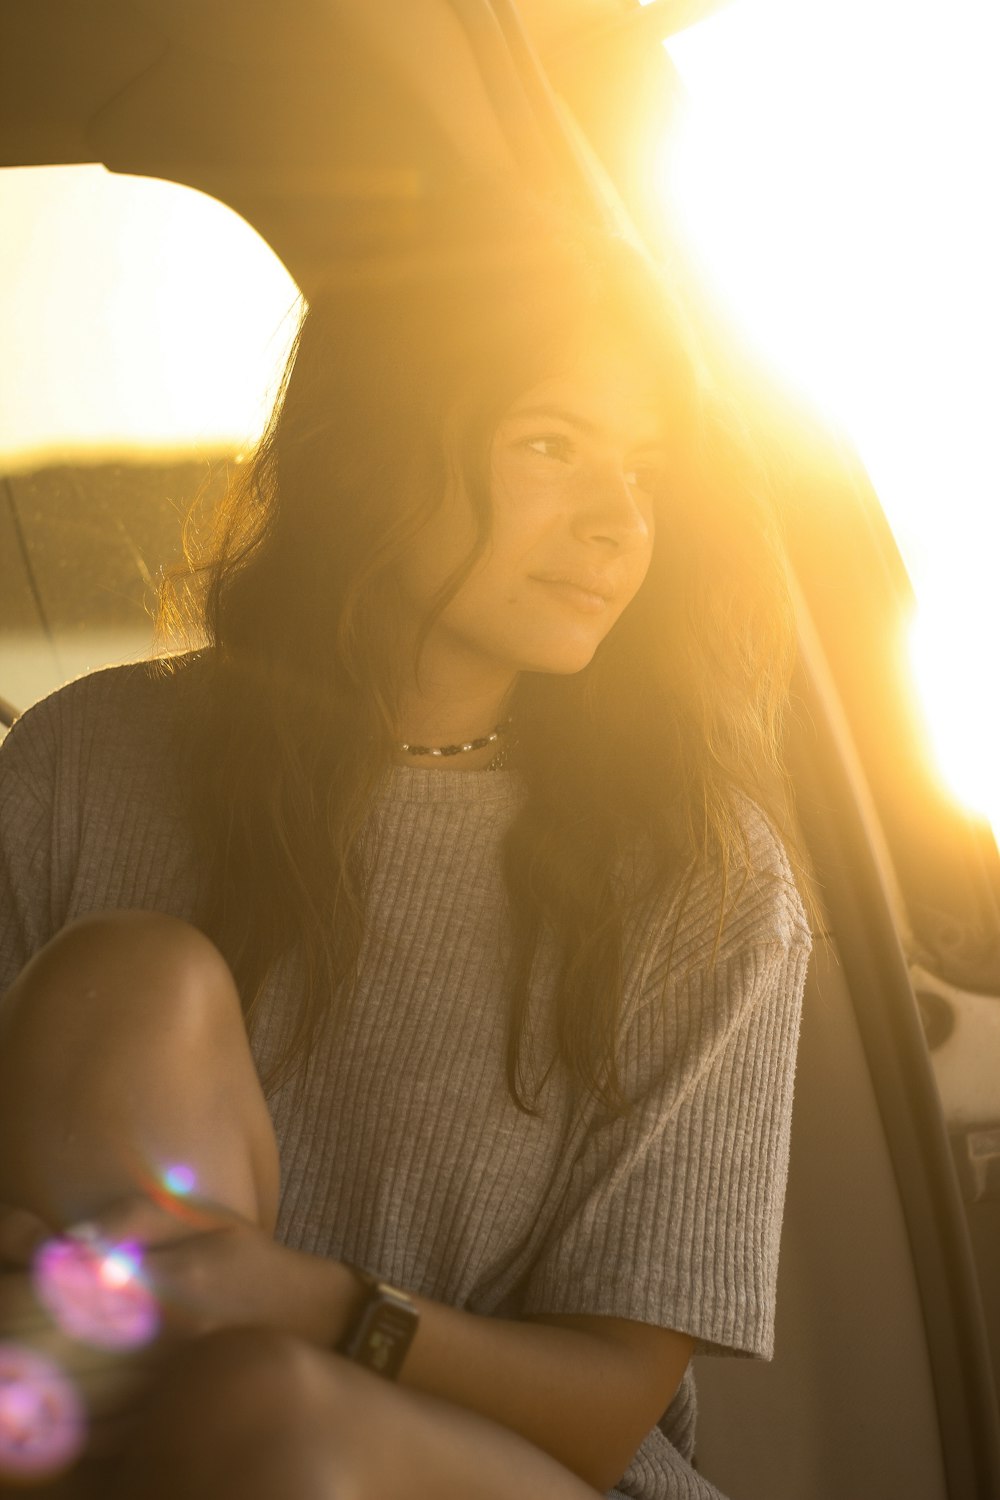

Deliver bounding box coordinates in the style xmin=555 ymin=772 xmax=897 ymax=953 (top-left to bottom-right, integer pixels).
xmin=0 ymin=661 xmax=811 ymax=1500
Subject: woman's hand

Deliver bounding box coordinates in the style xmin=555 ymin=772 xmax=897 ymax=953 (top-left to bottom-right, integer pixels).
xmin=0 ymin=1204 xmax=50 ymax=1349
xmin=0 ymin=1202 xmax=50 ymax=1267
xmin=0 ymin=1203 xmax=50 ymax=1346
xmin=42 ymin=1195 xmax=345 ymax=1352
xmin=0 ymin=1202 xmax=166 ymax=1466
xmin=1 ymin=1194 xmax=348 ymax=1360
xmin=97 ymin=1196 xmax=343 ymax=1348
xmin=0 ymin=1195 xmax=349 ymax=1478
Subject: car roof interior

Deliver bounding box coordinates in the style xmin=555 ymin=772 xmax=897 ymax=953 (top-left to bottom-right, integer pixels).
xmin=2 ymin=3 xmax=998 ymax=1496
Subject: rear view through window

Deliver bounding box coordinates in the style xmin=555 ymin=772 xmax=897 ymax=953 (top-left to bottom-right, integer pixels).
xmin=0 ymin=164 xmax=299 ymax=715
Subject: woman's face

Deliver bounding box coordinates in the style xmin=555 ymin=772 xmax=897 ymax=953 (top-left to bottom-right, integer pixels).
xmin=401 ymin=340 xmax=668 ymax=691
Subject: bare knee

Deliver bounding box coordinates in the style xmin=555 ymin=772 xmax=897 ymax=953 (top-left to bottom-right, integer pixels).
xmin=0 ymin=912 xmax=278 ymax=1231
xmin=0 ymin=910 xmax=242 ymax=1053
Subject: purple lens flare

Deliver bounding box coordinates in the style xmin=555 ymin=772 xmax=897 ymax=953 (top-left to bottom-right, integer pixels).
xmin=161 ymin=1163 xmax=196 ymax=1197
xmin=32 ymin=1233 xmax=159 ymax=1351
xmin=0 ymin=1342 xmax=86 ymax=1479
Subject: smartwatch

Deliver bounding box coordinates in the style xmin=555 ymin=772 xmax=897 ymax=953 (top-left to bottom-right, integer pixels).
xmin=336 ymin=1263 xmax=419 ymax=1379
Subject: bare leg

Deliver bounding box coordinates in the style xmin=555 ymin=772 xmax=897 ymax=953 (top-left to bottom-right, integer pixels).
xmin=115 ymin=1328 xmax=603 ymax=1500
xmin=0 ymin=915 xmax=600 ymax=1500
xmin=0 ymin=911 xmax=279 ymax=1496
xmin=0 ymin=910 xmax=278 ymax=1231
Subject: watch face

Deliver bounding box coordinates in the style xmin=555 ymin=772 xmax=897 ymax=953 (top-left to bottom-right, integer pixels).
xmin=358 ymin=1302 xmax=416 ymax=1380
xmin=349 ymin=1289 xmax=418 ymax=1379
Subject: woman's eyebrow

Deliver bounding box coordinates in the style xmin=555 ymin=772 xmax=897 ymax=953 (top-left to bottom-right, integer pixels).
xmin=506 ymin=404 xmax=597 ymax=433
xmin=507 ymin=404 xmax=667 ymax=450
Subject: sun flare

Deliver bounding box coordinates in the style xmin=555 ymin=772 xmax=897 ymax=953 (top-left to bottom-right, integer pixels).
xmin=659 ymin=0 xmax=999 ymax=833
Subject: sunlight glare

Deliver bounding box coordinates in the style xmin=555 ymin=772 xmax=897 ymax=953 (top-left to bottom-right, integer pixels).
xmin=0 ymin=166 xmax=301 ymax=467
xmin=909 ymin=602 xmax=999 ymax=834
xmin=660 ymin=0 xmax=999 ymax=830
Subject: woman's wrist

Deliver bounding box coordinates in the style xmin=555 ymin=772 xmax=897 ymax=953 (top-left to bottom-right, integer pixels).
xmin=296 ymin=1249 xmax=366 ymax=1350
xmin=334 ymin=1264 xmax=420 ymax=1377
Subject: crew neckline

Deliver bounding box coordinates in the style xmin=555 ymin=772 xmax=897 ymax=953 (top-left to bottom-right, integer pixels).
xmin=376 ymin=764 xmax=523 ymax=806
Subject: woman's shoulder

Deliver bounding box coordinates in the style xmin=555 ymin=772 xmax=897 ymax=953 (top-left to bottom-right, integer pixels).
xmin=1 ymin=653 xmax=207 ymax=783
xmin=725 ymin=791 xmax=812 ymax=950
xmin=0 ymin=656 xmax=209 ymax=982
xmin=7 ymin=652 xmax=205 ymax=731
xmin=632 ymin=793 xmax=813 ymax=987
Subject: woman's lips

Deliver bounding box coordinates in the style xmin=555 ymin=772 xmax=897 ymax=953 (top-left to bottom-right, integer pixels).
xmin=532 ymin=578 xmax=611 ymax=614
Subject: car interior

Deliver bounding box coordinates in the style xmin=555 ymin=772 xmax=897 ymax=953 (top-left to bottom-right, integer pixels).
xmin=2 ymin=3 xmax=999 ymax=1497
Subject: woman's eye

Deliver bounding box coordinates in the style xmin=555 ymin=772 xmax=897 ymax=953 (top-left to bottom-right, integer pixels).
xmin=625 ymin=465 xmax=665 ymax=497
xmin=524 ymin=434 xmax=572 ymax=461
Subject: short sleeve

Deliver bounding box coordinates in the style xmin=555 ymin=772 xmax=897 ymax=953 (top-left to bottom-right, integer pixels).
xmin=521 ymin=885 xmax=810 ymax=1360
xmin=2 ymin=660 xmax=209 ymax=1003
xmin=0 ymin=705 xmax=60 ymax=993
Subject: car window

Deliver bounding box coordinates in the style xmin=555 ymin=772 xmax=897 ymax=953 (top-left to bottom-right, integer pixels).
xmin=0 ymin=164 xmax=300 ymax=721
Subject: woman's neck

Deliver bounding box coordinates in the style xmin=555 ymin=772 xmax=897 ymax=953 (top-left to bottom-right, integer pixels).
xmin=392 ymin=678 xmax=516 ymax=773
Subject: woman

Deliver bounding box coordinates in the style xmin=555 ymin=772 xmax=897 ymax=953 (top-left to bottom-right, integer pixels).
xmin=0 ymin=187 xmax=812 ymax=1499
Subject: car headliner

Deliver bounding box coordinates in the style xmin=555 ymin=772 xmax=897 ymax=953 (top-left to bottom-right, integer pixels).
xmin=0 ymin=0 xmax=725 ymax=288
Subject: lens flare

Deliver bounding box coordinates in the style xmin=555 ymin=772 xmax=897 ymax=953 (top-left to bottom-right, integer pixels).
xmin=0 ymin=1342 xmax=86 ymax=1479
xmin=162 ymin=1163 xmax=197 ymax=1197
xmin=32 ymin=1234 xmax=159 ymax=1351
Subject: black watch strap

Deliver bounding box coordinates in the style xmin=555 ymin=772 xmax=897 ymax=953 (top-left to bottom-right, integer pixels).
xmin=336 ymin=1263 xmax=419 ymax=1380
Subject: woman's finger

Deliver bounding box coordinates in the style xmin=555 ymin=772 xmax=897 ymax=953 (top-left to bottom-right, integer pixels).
xmin=69 ymin=1192 xmax=246 ymax=1250
xmin=0 ymin=1203 xmax=51 ymax=1266
xmin=0 ymin=1265 xmax=50 ymax=1338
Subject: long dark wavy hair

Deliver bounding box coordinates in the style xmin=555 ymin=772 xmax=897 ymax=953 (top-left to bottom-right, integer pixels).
xmin=159 ymin=185 xmax=800 ymax=1116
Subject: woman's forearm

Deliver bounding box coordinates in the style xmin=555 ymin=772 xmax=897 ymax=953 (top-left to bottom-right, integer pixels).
xmin=297 ymin=1252 xmax=689 ymax=1493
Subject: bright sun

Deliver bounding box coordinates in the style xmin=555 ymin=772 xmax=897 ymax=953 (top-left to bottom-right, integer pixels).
xmin=657 ymin=0 xmax=999 ymax=835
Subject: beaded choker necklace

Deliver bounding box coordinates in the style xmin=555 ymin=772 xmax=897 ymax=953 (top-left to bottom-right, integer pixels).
xmin=397 ymin=719 xmax=512 ymax=761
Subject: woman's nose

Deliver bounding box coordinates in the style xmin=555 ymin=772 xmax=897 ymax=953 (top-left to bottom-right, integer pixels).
xmin=572 ymin=461 xmax=653 ymax=550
